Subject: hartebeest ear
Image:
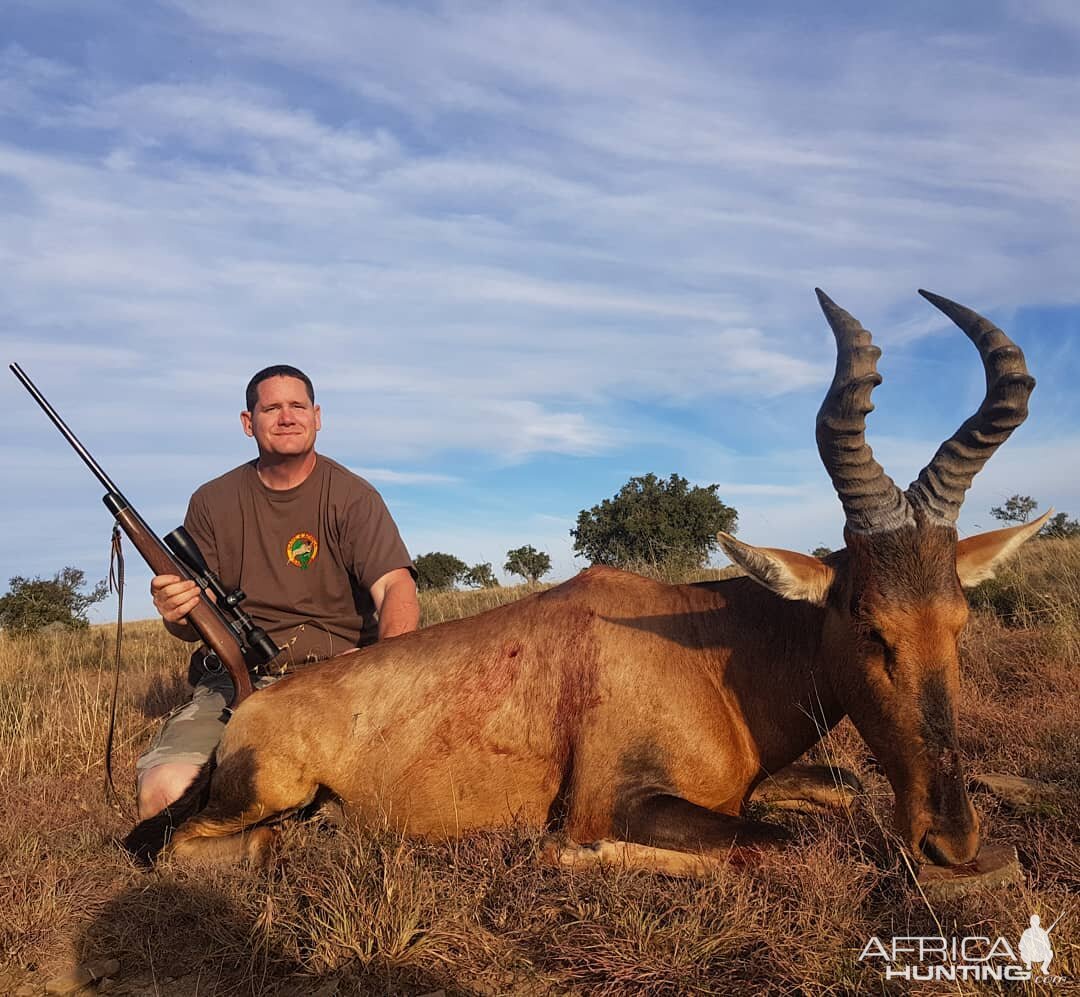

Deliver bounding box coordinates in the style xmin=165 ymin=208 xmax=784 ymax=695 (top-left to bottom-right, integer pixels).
xmin=717 ymin=532 xmax=835 ymax=605
xmin=955 ymin=509 xmax=1052 ymax=587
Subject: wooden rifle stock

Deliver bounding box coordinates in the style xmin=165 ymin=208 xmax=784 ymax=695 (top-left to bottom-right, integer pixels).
xmin=112 ymin=507 xmax=253 ymax=706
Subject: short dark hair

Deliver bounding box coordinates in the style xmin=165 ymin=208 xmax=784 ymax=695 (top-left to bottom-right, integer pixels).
xmin=245 ymin=365 xmax=315 ymax=412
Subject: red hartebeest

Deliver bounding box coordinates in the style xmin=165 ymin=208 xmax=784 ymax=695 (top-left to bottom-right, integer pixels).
xmin=126 ymin=289 xmax=1048 ymax=871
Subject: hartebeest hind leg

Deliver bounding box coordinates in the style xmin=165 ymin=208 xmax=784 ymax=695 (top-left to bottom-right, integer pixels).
xmin=170 ymin=823 xmax=279 ymax=866
xmin=125 ymin=744 xmax=321 ymax=868
xmin=167 ymin=749 xmax=320 ymax=867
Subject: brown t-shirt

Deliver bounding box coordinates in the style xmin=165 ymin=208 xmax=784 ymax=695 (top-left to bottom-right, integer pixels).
xmin=184 ymin=454 xmax=415 ymax=669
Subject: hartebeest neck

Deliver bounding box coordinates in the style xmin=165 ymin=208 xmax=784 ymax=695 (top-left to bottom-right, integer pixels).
xmin=693 ymin=576 xmax=847 ymax=778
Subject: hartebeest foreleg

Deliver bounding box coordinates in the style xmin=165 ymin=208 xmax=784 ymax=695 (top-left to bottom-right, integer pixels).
xmin=544 ymin=799 xmax=787 ymax=878
xmin=617 ymin=792 xmax=790 ymax=852
xmin=750 ymin=763 xmax=863 ymax=811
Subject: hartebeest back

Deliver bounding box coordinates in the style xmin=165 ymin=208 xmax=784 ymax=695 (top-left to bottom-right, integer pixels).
xmin=127 ymin=289 xmax=1047 ymax=871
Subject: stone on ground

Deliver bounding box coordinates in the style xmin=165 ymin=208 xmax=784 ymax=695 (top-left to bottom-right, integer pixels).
xmin=917 ymin=842 xmax=1023 ymax=901
xmin=970 ymin=772 xmax=1066 ymax=808
xmin=45 ymin=959 xmax=120 ymax=994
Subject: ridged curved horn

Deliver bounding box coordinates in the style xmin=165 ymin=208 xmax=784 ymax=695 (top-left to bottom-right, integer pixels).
xmin=907 ymin=290 xmax=1035 ymax=526
xmin=815 ymin=290 xmax=914 ymax=533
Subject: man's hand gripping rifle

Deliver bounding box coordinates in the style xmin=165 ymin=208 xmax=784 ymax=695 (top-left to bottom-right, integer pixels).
xmin=10 ymin=363 xmax=279 ymax=706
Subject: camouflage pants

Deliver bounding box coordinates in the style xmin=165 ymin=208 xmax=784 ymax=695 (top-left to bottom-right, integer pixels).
xmin=135 ymin=669 xmax=283 ymax=788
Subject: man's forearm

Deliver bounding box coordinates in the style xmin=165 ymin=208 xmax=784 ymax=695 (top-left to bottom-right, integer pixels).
xmin=377 ymin=580 xmax=420 ymax=639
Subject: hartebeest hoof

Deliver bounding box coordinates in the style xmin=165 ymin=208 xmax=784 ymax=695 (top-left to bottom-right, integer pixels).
xmin=311 ymin=796 xmax=348 ymax=828
xmin=751 ymin=763 xmax=863 ymax=813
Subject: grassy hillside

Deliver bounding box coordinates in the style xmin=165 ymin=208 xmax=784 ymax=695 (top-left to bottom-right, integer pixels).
xmin=1 ymin=546 xmax=1077 ymax=995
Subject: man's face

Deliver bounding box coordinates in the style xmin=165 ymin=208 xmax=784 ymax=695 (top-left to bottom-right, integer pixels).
xmin=241 ymin=375 xmax=321 ymax=458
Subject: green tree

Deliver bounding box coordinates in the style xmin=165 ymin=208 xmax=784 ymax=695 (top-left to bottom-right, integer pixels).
xmin=810 ymin=545 xmax=833 ymax=559
xmin=463 ymin=562 xmax=500 ymax=588
xmin=1039 ymin=511 xmax=1080 ymax=539
xmin=413 ymin=552 xmax=468 ymax=592
xmin=990 ymin=494 xmax=1038 ymax=525
xmin=504 ymin=545 xmax=551 ymax=584
xmin=571 ymin=472 xmax=738 ymax=569
xmin=0 ymin=567 xmax=108 ymax=635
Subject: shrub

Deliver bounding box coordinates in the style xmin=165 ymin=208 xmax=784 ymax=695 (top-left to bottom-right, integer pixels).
xmin=572 ymin=473 xmax=737 ymax=570
xmin=414 ymin=552 xmax=468 ymax=592
xmin=504 ymin=546 xmax=551 ymax=584
xmin=463 ymin=563 xmax=500 ymax=588
xmin=0 ymin=567 xmax=108 ymax=635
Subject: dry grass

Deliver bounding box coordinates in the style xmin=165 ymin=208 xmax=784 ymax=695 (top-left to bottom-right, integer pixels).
xmin=1 ymin=549 xmax=1078 ymax=995
xmin=419 ymin=583 xmax=554 ymax=626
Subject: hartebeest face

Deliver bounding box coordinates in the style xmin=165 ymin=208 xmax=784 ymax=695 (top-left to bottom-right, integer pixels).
xmin=826 ymin=523 xmax=977 ymax=865
xmin=720 ymin=289 xmax=1048 ymax=866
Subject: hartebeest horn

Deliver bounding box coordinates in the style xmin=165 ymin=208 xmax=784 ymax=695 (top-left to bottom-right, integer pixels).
xmin=906 ymin=290 xmax=1035 ymax=526
xmin=815 ymin=289 xmax=914 ymax=533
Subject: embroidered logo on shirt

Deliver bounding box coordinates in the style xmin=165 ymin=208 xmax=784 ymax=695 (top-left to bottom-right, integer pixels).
xmin=286 ymin=531 xmax=319 ymax=570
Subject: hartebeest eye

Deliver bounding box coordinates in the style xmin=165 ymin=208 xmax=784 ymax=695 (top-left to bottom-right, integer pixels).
xmin=862 ymin=627 xmax=900 ymax=678
xmin=864 ymin=628 xmax=888 ymax=650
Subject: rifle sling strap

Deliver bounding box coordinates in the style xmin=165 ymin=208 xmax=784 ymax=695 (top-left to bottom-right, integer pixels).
xmin=105 ymin=525 xmax=134 ymax=822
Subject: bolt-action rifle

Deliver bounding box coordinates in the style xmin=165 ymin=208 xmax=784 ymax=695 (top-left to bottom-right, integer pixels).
xmin=10 ymin=363 xmax=281 ymax=706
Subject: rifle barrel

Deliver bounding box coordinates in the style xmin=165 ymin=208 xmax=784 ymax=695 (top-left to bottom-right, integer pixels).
xmin=10 ymin=362 xmax=128 ymax=502
xmin=11 ymin=361 xmax=256 ymax=704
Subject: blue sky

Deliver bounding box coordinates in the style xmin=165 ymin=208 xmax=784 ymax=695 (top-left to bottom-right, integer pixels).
xmin=2 ymin=0 xmax=1079 ymax=623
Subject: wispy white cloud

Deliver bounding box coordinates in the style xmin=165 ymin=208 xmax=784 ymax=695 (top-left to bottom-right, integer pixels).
xmin=86 ymin=81 xmax=401 ymax=179
xmin=348 ymin=467 xmax=459 ymax=486
xmin=708 ymin=482 xmax=812 ymax=498
xmin=3 ymin=0 xmax=1079 ymax=618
